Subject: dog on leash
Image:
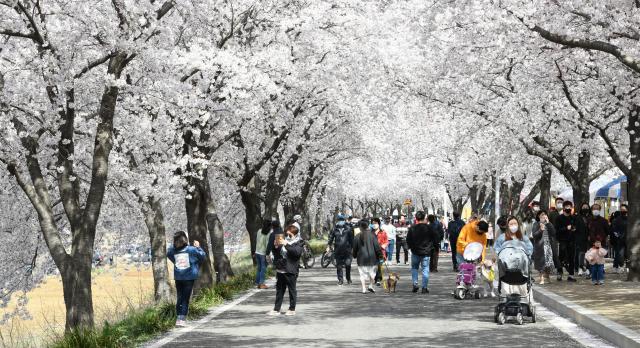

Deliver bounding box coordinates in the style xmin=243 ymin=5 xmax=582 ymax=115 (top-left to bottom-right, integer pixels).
xmin=385 ymin=272 xmax=400 ymax=293
xmin=478 ymin=259 xmax=496 ymax=297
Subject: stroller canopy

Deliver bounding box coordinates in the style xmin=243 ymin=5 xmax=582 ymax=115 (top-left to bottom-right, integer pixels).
xmin=463 ymin=242 xmax=484 ymax=261
xmin=498 ymin=243 xmax=530 ymax=285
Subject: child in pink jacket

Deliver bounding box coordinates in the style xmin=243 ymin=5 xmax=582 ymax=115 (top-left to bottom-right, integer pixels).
xmin=585 ymin=240 xmax=607 ymax=285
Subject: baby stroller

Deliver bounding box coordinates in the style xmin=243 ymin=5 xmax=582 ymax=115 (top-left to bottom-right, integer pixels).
xmin=453 ymin=242 xmax=484 ymax=300
xmin=494 ymin=244 xmax=536 ymax=325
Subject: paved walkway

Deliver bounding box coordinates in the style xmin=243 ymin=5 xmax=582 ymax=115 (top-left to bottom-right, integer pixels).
xmin=540 ymin=260 xmax=640 ymax=332
xmin=149 ymin=257 xmax=606 ymax=348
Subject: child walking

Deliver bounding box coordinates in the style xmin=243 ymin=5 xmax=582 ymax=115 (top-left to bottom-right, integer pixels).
xmin=267 ymin=224 xmax=304 ymax=316
xmin=167 ymin=231 xmax=206 ymax=326
xmin=585 ymin=240 xmax=608 ymax=285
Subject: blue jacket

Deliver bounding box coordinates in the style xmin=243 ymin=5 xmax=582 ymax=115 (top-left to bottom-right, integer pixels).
xmin=167 ymin=245 xmax=206 ymax=281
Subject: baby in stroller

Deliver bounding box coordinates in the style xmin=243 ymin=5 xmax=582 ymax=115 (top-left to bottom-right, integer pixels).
xmin=494 ymin=216 xmax=535 ymax=325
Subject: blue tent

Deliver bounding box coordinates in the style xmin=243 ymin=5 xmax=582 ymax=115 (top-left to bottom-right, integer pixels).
xmin=595 ymin=176 xmax=626 ymax=198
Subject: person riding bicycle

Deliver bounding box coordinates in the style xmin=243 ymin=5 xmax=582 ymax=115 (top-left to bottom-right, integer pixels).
xmin=327 ymin=214 xmax=355 ymax=285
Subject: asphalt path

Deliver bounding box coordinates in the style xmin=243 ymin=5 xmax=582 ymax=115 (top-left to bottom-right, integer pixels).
xmin=148 ymin=256 xmax=595 ymax=348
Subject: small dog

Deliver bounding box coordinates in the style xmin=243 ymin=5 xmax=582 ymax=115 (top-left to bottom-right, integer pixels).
xmin=385 ymin=272 xmax=400 ymax=293
xmin=478 ymin=259 xmax=497 ymax=297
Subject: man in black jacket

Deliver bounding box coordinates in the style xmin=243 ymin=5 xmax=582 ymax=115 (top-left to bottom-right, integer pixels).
xmin=428 ymin=215 xmax=444 ymax=272
xmin=327 ymin=214 xmax=355 ymax=285
xmin=447 ymin=212 xmax=465 ymax=272
xmin=406 ymin=211 xmax=439 ymax=294
xmin=554 ymin=200 xmax=577 ymax=282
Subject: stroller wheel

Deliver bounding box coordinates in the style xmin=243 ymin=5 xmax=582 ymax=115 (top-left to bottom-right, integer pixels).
xmin=497 ymin=312 xmax=506 ymax=325
xmin=516 ymin=313 xmax=524 ymax=325
xmin=455 ymin=288 xmax=466 ymax=300
xmin=474 ymin=291 xmax=481 ymax=299
xmin=531 ymin=307 xmax=537 ymax=323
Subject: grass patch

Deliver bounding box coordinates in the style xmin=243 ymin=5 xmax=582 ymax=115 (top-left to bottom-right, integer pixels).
xmin=49 ymin=267 xmax=272 ymax=348
xmin=309 ymin=237 xmax=328 ymax=255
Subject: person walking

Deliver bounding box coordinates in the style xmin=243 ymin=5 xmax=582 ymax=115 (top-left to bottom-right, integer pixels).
xmin=254 ymin=219 xmax=273 ymax=289
xmin=268 ymin=224 xmax=304 ymax=316
xmin=167 ymin=231 xmax=206 ymax=327
xmin=327 ymin=214 xmax=355 ymax=285
xmin=588 ymin=203 xmax=611 ymax=248
xmin=575 ymin=203 xmax=591 ymax=277
xmin=428 ymin=214 xmax=444 ymax=272
xmin=382 ymin=217 xmax=397 ymax=265
xmin=353 ymin=220 xmax=383 ymax=294
xmin=395 ymin=215 xmax=410 ymax=264
xmin=611 ymin=204 xmax=628 ymax=273
xmin=496 ymin=216 xmax=533 ymax=296
xmin=554 ymin=201 xmax=577 ymax=282
xmin=372 ymin=218 xmax=388 ymax=286
xmin=406 ymin=211 xmax=439 ymax=294
xmin=456 ymin=219 xmax=490 ymax=265
xmin=447 ymin=212 xmax=465 ymax=272
xmin=532 ymin=210 xmax=559 ymax=285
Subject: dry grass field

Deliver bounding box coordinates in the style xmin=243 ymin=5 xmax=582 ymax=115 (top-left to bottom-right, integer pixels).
xmin=0 ymin=263 xmax=155 ymax=347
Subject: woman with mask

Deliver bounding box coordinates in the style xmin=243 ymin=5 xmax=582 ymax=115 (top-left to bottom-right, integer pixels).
xmin=532 ymin=210 xmax=558 ymax=284
xmin=588 ymin=203 xmax=611 ymax=249
xmin=268 ymin=224 xmax=304 ymax=316
xmin=353 ymin=220 xmax=384 ymax=294
xmin=496 ymin=216 xmax=533 ymax=295
xmin=372 ymin=217 xmax=388 ymax=286
xmin=575 ymin=203 xmax=591 ymax=277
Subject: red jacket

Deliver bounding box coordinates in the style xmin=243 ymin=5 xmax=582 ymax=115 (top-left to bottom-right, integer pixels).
xmin=375 ymin=229 xmax=389 ymax=258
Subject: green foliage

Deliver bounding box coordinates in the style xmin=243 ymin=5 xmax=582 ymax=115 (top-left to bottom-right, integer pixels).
xmin=48 ymin=268 xmax=270 ymax=348
xmin=309 ymin=238 xmax=328 ymax=255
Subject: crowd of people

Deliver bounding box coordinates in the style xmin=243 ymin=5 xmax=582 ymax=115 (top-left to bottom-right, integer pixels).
xmin=162 ymin=198 xmax=628 ymax=325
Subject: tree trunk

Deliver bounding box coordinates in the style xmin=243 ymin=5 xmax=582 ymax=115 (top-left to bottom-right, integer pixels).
xmin=60 ymin=256 xmax=94 ymax=331
xmin=571 ymin=175 xmax=591 ymax=208
xmin=540 ymin=162 xmax=552 ymax=211
xmin=240 ymin=188 xmax=262 ymax=257
xmin=141 ymin=197 xmax=172 ymax=303
xmin=185 ymin=175 xmax=214 ymax=294
xmin=207 ymin=212 xmax=234 ymax=283
xmin=627 ymin=110 xmax=640 ymax=281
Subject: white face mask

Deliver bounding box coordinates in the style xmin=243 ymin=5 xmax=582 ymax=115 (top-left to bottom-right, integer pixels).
xmin=509 ymin=225 xmax=518 ymax=233
xmin=372 ymin=224 xmax=380 ymax=230
xmin=592 ymin=210 xmax=601 ymax=217
xmin=532 ymin=206 xmax=540 ymax=212
xmin=557 ymin=203 xmax=564 ymax=209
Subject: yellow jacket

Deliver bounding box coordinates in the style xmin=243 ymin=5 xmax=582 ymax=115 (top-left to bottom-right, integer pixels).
xmin=456 ymin=220 xmax=487 ymax=260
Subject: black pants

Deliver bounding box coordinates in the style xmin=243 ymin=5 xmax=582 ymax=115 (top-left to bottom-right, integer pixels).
xmin=574 ymin=244 xmax=588 ymax=272
xmin=613 ymin=242 xmax=626 ymax=268
xmin=274 ymin=272 xmax=298 ymax=311
xmin=175 ymin=279 xmax=195 ymax=318
xmin=396 ymin=237 xmax=408 ymax=264
xmin=450 ymin=239 xmax=458 ymax=270
xmin=429 ymin=247 xmax=439 ymax=271
xmin=558 ymin=241 xmax=575 ymax=276
xmin=375 ymin=264 xmax=383 ymax=283
xmin=335 ymin=252 xmax=352 ymax=282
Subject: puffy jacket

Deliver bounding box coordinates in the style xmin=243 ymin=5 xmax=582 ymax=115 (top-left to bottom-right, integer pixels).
xmin=585 ymin=247 xmax=608 ymax=265
xmin=406 ymin=223 xmax=439 ymax=257
xmin=273 ymin=239 xmax=304 ymax=275
xmin=328 ymin=224 xmax=354 ymax=255
xmin=167 ymin=245 xmax=206 ymax=281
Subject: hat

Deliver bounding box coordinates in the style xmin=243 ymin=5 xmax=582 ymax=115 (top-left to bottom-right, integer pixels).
xmin=337 ymin=214 xmax=346 ymax=221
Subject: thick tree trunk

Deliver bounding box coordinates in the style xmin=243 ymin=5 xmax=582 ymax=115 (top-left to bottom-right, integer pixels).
xmin=240 ymin=189 xmax=262 ymax=257
xmin=60 ymin=257 xmax=94 ymax=331
xmin=571 ymin=175 xmax=591 ymax=208
xmin=141 ymin=197 xmax=172 ymax=303
xmin=185 ymin=175 xmax=214 ymax=294
xmin=540 ymin=162 xmax=552 ymax=211
xmin=207 ymin=212 xmax=234 ymax=283
xmin=628 ymin=175 xmax=640 ymax=280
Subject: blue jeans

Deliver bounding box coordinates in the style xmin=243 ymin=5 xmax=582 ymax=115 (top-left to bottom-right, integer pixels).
xmin=387 ymin=240 xmax=396 ymax=261
xmin=175 ymin=279 xmax=195 ymax=320
xmin=255 ymin=254 xmax=267 ymax=285
xmin=411 ymin=254 xmax=431 ymax=288
xmin=456 ymin=253 xmax=465 ymax=266
xmin=591 ymin=264 xmax=605 ymax=283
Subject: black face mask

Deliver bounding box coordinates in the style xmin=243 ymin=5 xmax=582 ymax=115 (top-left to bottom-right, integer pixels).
xmin=564 ymin=208 xmax=573 ymax=214
xmin=581 ymin=209 xmax=590 ymax=215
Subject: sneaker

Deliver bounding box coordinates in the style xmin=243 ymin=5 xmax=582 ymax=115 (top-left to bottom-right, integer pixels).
xmin=267 ymin=310 xmax=281 ymax=316
xmin=258 ymin=284 xmax=268 ymax=289
xmin=585 ymin=270 xmax=591 ymax=277
xmin=412 ymin=285 xmax=419 ymax=293
xmin=375 ymin=282 xmax=381 ymax=287
xmin=368 ymin=286 xmax=376 ymax=293
xmin=598 ymin=281 xmax=605 ymax=285
xmin=338 ymin=280 xmax=344 ymax=286
xmin=577 ymin=269 xmax=583 ymax=276
xmin=362 ymin=289 xmax=367 ymax=294
xmin=612 ymin=267 xmax=619 ymax=274
xmin=557 ymin=274 xmax=562 ymax=281
xmin=347 ymin=280 xmax=353 ymax=285
xmin=593 ymin=281 xmax=598 ymax=286
xmin=285 ymin=310 xmax=296 ymax=316
xmin=175 ymin=320 xmax=187 ymax=327
xmin=421 ymin=288 xmax=429 ymax=294
xmin=567 ymin=276 xmax=577 ymax=282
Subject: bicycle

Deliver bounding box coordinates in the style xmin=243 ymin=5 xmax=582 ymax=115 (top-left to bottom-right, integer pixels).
xmin=300 ymin=240 xmax=316 ymax=269
xmin=321 ymin=246 xmax=337 ymax=268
